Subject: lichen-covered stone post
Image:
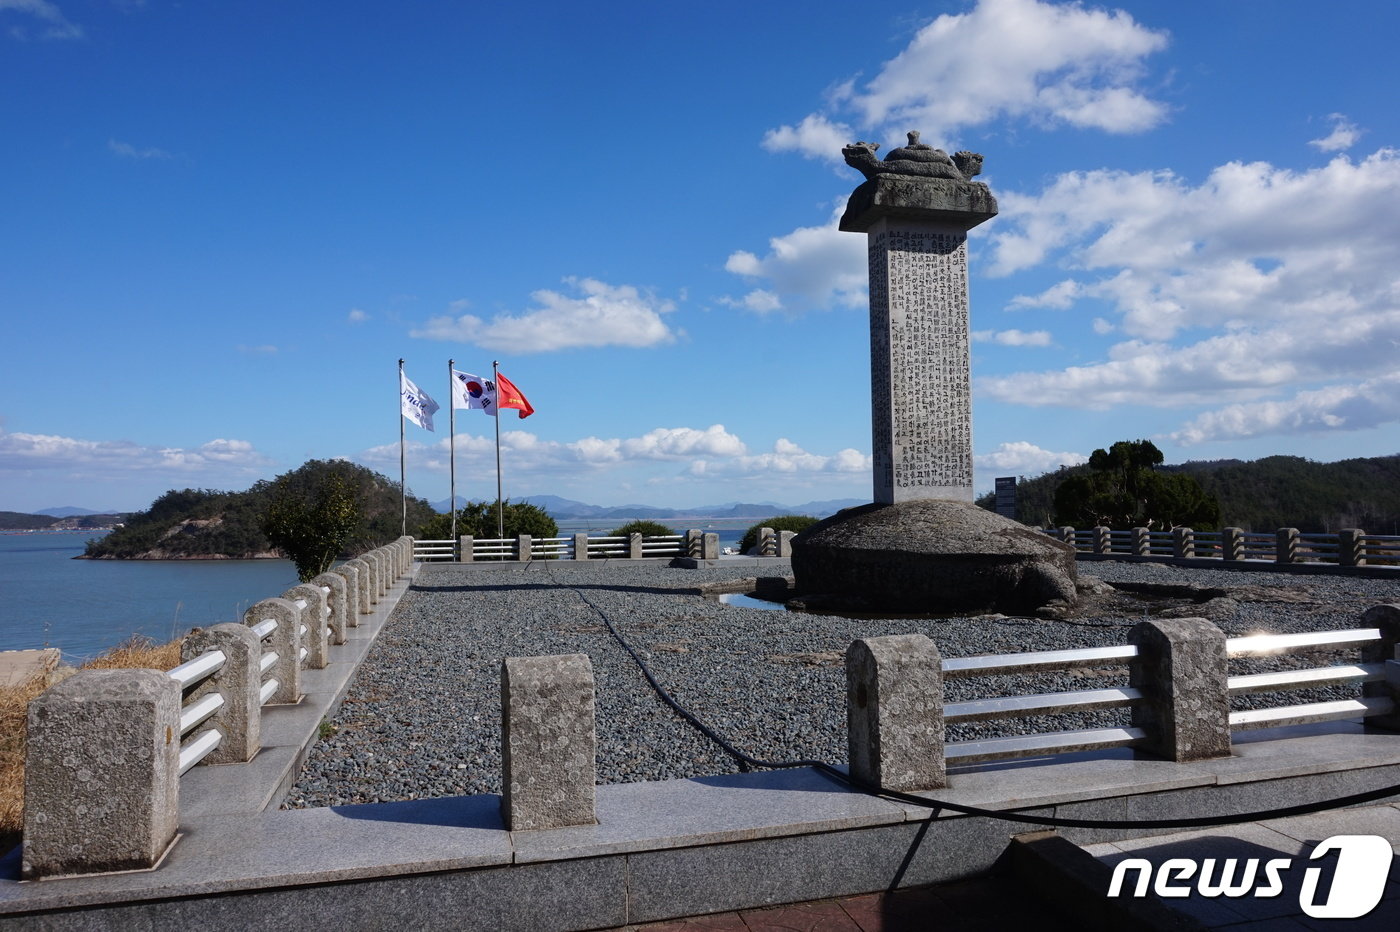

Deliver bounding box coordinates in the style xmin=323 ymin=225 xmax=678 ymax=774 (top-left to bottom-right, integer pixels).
xmin=23 ymin=669 xmax=180 ymax=879
xmin=1223 ymin=527 xmax=1244 ymax=562
xmin=181 ymin=623 xmax=261 ymax=762
xmin=703 ymin=532 xmax=719 ymax=560
xmin=1340 ymin=529 xmax=1365 ymax=566
xmin=311 ymin=572 xmax=348 ymax=645
xmin=1094 ymin=526 xmax=1111 ymax=555
xmin=778 ymin=530 xmax=797 ymax=557
xmin=370 ymin=549 xmax=387 ymax=594
xmin=1133 ymin=527 xmax=1150 ymax=556
xmin=459 ymin=535 xmax=474 ymax=562
xmin=284 ymin=584 xmax=329 ymax=669
xmin=501 ymin=654 xmax=597 ymax=830
xmin=1361 ymin=603 xmax=1400 ymax=730
xmin=331 ymin=562 xmax=363 ymax=626
xmin=1129 ymin=617 xmax=1231 ymax=761
xmin=346 ymin=557 xmax=374 ymax=610
xmin=517 ymin=534 xmax=533 ymax=562
xmin=245 ymin=597 xmax=301 ymax=703
xmin=399 ymin=536 xmax=413 ymax=574
xmin=1172 ymin=527 xmax=1195 ymax=559
xmin=628 ymin=532 xmax=643 ymax=559
xmin=1276 ymin=528 xmax=1299 ymax=564
xmin=846 ymin=634 xmax=945 ymax=791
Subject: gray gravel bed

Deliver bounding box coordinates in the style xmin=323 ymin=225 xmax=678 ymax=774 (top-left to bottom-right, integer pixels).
xmin=283 ymin=560 xmax=1400 ymax=808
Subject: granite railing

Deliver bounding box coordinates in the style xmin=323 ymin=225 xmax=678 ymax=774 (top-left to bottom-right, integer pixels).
xmin=1047 ymin=525 xmax=1400 ymax=568
xmin=20 ymin=537 xmax=414 ymax=880
xmin=414 ymin=530 xmax=723 ymax=561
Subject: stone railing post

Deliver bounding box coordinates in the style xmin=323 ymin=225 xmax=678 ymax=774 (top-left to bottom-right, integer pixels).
xmin=1129 ymin=617 xmax=1231 ymax=761
xmin=1133 ymin=527 xmax=1150 ymax=557
xmin=846 ymin=634 xmax=945 ymax=791
xmin=23 ymin=669 xmax=180 ymax=879
xmin=1058 ymin=526 xmax=1075 ymax=548
xmin=758 ymin=526 xmax=775 ymax=556
xmin=356 ymin=554 xmax=379 ymax=605
xmin=311 ymin=572 xmax=348 ymax=645
xmin=1276 ymin=528 xmax=1299 ymax=564
xmin=245 ymin=597 xmax=301 ymax=703
xmin=1222 ymin=527 xmax=1244 ymax=562
xmin=400 ymin=536 xmax=413 ymax=573
xmin=459 ymin=535 xmax=474 ymax=562
xmin=1093 ymin=526 xmax=1111 ymax=554
xmin=181 ymin=623 xmax=262 ymax=762
xmin=517 ymin=534 xmax=532 ymax=562
xmin=1339 ymin=528 xmax=1365 ymax=566
xmin=685 ymin=529 xmax=702 ymax=558
xmin=331 ymin=561 xmax=363 ymax=627
xmin=501 ymin=654 xmax=597 ymax=830
xmin=373 ymin=548 xmax=389 ymax=594
xmin=1361 ymin=604 xmax=1400 ymax=731
xmin=702 ymin=532 xmax=719 ymax=560
xmin=573 ymin=532 xmax=589 ymax=560
xmin=777 ymin=530 xmax=797 ymax=558
xmin=284 ymin=584 xmax=329 ymax=670
xmin=1172 ymin=526 xmax=1194 ymax=559
xmin=628 ymin=532 xmax=643 ymax=559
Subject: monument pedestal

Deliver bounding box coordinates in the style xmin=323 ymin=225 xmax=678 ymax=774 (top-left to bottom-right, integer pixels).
xmin=791 ymin=134 xmax=1075 ymax=615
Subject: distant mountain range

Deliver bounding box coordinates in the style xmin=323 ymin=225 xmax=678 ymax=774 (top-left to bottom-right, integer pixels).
xmin=428 ymin=494 xmax=866 ymax=520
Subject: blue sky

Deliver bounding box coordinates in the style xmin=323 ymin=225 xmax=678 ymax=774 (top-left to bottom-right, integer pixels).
xmin=2 ymin=0 xmax=1398 ymax=513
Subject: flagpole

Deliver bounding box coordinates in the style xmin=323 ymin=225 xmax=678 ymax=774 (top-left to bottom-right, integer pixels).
xmin=493 ymin=359 xmax=504 ymax=539
xmin=448 ymin=358 xmax=457 ymax=546
xmin=398 ymin=358 xmax=406 ymax=537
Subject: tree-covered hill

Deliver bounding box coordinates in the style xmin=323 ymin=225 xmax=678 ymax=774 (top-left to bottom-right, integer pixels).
xmin=83 ymin=460 xmax=434 ymax=560
xmin=978 ymin=453 xmax=1400 ymax=534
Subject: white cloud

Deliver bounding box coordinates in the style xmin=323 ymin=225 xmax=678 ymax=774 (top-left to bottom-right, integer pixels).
xmin=688 ymin=439 xmax=870 ymax=477
xmin=108 ymin=139 xmax=172 ymax=160
xmin=978 ymin=146 xmax=1400 ymax=425
xmin=347 ymin=309 xmax=369 ymax=323
xmin=1309 ymin=113 xmax=1362 ymax=153
xmin=1171 ymin=372 xmax=1400 ymax=445
xmin=763 ymin=0 xmax=1169 ymax=159
xmin=1 ymin=0 xmax=82 ymax=40
xmin=410 ymin=277 xmax=678 ymax=353
xmin=723 ymin=203 xmax=867 ymax=312
xmin=972 ymin=328 xmax=1053 ymax=347
xmin=0 ymin=430 xmax=271 ymax=474
xmin=236 ymin=344 xmax=278 ymax=355
xmin=620 ymin=425 xmax=746 ymax=460
xmin=975 ymin=440 xmax=1088 ymax=474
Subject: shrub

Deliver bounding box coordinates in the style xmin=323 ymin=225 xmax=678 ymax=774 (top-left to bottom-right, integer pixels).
xmin=737 ymin=515 xmax=819 ymax=554
xmin=418 ymin=500 xmax=559 ymax=541
xmin=608 ymin=520 xmax=675 ymax=538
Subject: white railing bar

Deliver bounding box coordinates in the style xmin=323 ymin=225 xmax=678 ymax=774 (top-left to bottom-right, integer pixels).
xmin=167 ymin=650 xmax=226 ymax=689
xmin=260 ymin=651 xmax=277 ymax=674
xmin=943 ymin=644 xmax=1139 ymax=677
xmin=944 ymin=686 xmax=1143 ymax=723
xmin=259 ymin=678 xmax=278 ymax=705
xmin=946 ymin=726 xmax=1148 ymax=763
xmin=1227 ymin=664 xmax=1386 ymax=694
xmin=178 ymin=728 xmax=222 ymax=776
xmin=1227 ymin=628 xmax=1382 ymax=656
xmin=1229 ymin=696 xmax=1395 ymax=730
xmin=251 ymin=619 xmax=277 ymax=639
xmin=179 ymin=692 xmax=225 ymax=737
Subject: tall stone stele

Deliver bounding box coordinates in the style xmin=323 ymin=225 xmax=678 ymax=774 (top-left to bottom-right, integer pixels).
xmin=791 ymin=134 xmax=1077 ymax=615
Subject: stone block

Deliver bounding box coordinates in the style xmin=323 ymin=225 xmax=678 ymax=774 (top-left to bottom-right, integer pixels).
xmin=1340 ymin=528 xmax=1365 ymax=566
xmin=777 ymin=530 xmax=797 ymax=557
xmin=284 ymin=584 xmax=329 ymax=670
xmin=1094 ymin=526 xmax=1111 ymax=554
xmin=1223 ymin=527 xmax=1244 ymax=561
xmin=330 ymin=562 xmax=362 ymax=625
xmin=517 ymin=534 xmax=532 ymax=562
xmin=1172 ymin=526 xmax=1194 ymax=559
xmin=1058 ymin=526 xmax=1075 ymax=546
xmin=23 ymin=669 xmax=180 ymax=878
xmin=345 ymin=558 xmax=373 ymax=610
xmin=685 ymin=529 xmax=702 ymax=558
xmin=1133 ymin=527 xmax=1149 ymax=556
xmin=1361 ymin=603 xmax=1400 ymax=730
xmin=702 ymin=532 xmax=719 ymax=560
xmin=245 ymin=597 xmax=301 ymax=704
xmin=501 ymin=654 xmax=597 ymax=830
xmin=1129 ymin=617 xmax=1231 ymax=762
xmin=181 ymin=623 xmax=261 ymax=763
xmin=1276 ymin=527 xmax=1299 ymax=564
xmin=311 ymin=572 xmax=348 ymax=645
xmin=573 ymin=532 xmax=589 ymax=560
xmin=847 ymin=634 xmax=945 ymax=791
xmin=459 ymin=535 xmax=474 ymax=562
xmin=629 ymin=533 xmax=643 ymax=560
xmin=758 ymin=527 xmax=774 ymax=556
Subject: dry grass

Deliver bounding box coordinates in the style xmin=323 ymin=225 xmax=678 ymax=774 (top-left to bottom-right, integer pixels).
xmin=0 ymin=635 xmax=183 ymax=847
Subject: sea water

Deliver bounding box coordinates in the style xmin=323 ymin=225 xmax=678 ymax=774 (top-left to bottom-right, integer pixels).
xmin=0 ymin=531 xmax=299 ymax=663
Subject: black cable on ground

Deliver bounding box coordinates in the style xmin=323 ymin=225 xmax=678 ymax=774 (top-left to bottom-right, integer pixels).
xmin=561 ymin=576 xmax=1400 ymax=832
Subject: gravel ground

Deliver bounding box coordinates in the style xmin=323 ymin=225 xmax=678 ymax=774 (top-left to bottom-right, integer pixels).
xmin=283 ymin=559 xmax=1400 ymax=808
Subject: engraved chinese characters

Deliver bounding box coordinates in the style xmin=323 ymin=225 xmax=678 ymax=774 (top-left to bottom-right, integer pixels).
xmin=868 ymin=219 xmax=973 ymax=503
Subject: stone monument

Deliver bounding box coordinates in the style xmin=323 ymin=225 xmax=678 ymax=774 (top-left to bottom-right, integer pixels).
xmin=791 ymin=133 xmax=1076 ymax=615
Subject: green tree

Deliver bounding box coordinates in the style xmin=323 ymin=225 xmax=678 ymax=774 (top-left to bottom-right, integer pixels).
xmin=417 ymin=500 xmax=558 ymax=541
xmin=608 ymin=520 xmax=675 ymax=538
xmin=262 ymin=472 xmax=362 ymax=581
xmin=1053 ymin=439 xmax=1219 ymax=530
xmin=737 ymin=515 xmax=819 ymax=554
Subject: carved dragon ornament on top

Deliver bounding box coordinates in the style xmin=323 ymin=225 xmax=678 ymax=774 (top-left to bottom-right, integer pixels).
xmin=842 ymin=131 xmax=984 ymax=183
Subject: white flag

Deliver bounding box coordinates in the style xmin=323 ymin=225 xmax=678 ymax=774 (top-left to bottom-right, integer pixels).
xmin=400 ymin=370 xmax=440 ymax=431
xmin=450 ymin=369 xmax=497 ymax=416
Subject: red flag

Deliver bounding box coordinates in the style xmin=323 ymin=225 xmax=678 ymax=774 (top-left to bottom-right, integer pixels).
xmin=494 ymin=371 xmax=535 ymax=419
